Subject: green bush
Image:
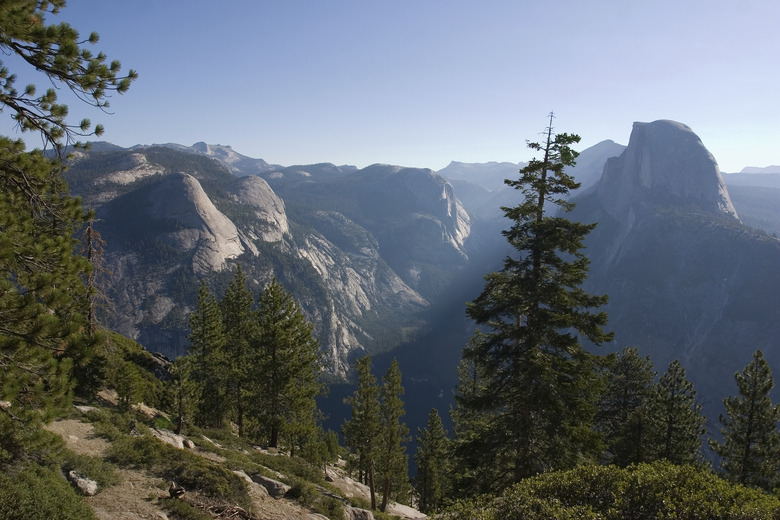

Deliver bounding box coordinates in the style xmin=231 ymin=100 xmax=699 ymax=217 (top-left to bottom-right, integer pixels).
xmin=61 ymin=450 xmax=120 ymax=489
xmin=437 ymin=461 xmax=780 ymax=520
xmin=103 ymin=428 xmax=250 ymax=508
xmin=0 ymin=464 xmax=99 ymax=520
xmin=313 ymin=496 xmax=346 ymax=519
xmin=159 ymin=497 xmax=212 ymax=520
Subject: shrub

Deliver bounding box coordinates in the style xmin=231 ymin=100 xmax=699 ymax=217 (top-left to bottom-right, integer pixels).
xmin=103 ymin=428 xmax=250 ymax=509
xmin=436 ymin=461 xmax=780 ymax=520
xmin=61 ymin=450 xmax=120 ymax=488
xmin=0 ymin=463 xmax=99 ymax=520
xmin=159 ymin=497 xmax=212 ymax=520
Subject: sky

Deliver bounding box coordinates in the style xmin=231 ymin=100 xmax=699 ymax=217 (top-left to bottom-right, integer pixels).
xmin=1 ymin=0 xmax=778 ymax=173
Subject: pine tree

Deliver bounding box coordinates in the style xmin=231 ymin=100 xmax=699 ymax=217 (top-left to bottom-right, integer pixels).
xmin=0 ymin=0 xmax=135 ymax=463
xmin=187 ymin=280 xmax=228 ymax=428
xmin=451 ymin=338 xmax=495 ymax=495
xmin=455 ymin=114 xmax=612 ymax=493
xmin=0 ymin=138 xmax=91 ymax=461
xmin=414 ymin=408 xmax=451 ymax=514
xmin=219 ymin=265 xmax=255 ymax=437
xmin=648 ymin=359 xmax=705 ymax=464
xmin=711 ymin=350 xmax=780 ymax=490
xmin=343 ymin=356 xmax=381 ymax=510
xmin=377 ymin=359 xmax=410 ymax=512
xmin=597 ymin=346 xmax=656 ymax=466
xmin=252 ymin=278 xmax=322 ymax=450
xmin=169 ymin=357 xmax=201 ymax=435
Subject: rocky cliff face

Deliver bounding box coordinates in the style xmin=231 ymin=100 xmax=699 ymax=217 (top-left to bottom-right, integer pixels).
xmin=145 ymin=172 xmax=247 ymax=274
xmin=66 ymin=147 xmax=465 ymax=378
xmin=571 ymin=120 xmax=780 ymax=417
xmin=597 ymin=120 xmax=738 ymax=222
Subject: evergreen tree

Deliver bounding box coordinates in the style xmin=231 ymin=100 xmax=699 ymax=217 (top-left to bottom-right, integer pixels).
xmin=69 ymin=216 xmax=111 ymax=399
xmin=455 ymin=115 xmax=612 ymax=494
xmin=0 ymin=0 xmax=134 ymax=463
xmin=377 ymin=359 xmax=410 ymax=512
xmin=451 ymin=339 xmax=495 ymax=495
xmin=343 ymin=356 xmax=381 ymax=510
xmin=414 ymin=408 xmax=451 ymax=514
xmin=597 ymin=346 xmax=656 ymax=466
xmin=711 ymin=350 xmax=780 ymax=490
xmin=219 ymin=265 xmax=255 ymax=437
xmin=648 ymin=360 xmax=705 ymax=464
xmin=252 ymin=278 xmax=322 ymax=450
xmin=169 ymin=357 xmax=200 ymax=435
xmin=187 ymin=280 xmax=228 ymax=428
xmin=0 ymin=138 xmax=91 ymax=462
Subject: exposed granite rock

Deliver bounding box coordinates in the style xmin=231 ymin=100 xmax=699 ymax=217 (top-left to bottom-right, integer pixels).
xmin=598 ymin=120 xmax=739 ymax=221
xmin=250 ymin=474 xmax=291 ymax=499
xmin=228 ymin=175 xmax=289 ymax=242
xmin=68 ymin=470 xmax=98 ymax=496
xmin=146 ymin=172 xmax=245 ymax=274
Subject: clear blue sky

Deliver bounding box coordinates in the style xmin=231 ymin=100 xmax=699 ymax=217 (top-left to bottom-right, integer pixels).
xmin=1 ymin=0 xmax=778 ymax=172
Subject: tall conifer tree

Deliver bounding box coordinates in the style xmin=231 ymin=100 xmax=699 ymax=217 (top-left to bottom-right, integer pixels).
xmin=343 ymin=356 xmax=381 ymax=510
xmin=414 ymin=408 xmax=451 ymax=513
xmin=455 ymin=115 xmax=612 ymax=494
xmin=711 ymin=350 xmax=780 ymax=490
xmin=648 ymin=359 xmax=705 ymax=464
xmin=187 ymin=280 xmax=228 ymax=428
xmin=377 ymin=359 xmax=409 ymax=512
xmin=0 ymin=0 xmax=135 ymax=462
xmin=597 ymin=346 xmax=656 ymax=466
xmin=219 ymin=265 xmax=254 ymax=437
xmin=253 ymin=278 xmax=321 ymax=450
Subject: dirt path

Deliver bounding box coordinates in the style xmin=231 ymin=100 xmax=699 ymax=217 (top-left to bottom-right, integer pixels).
xmin=47 ymin=419 xmax=172 ymax=519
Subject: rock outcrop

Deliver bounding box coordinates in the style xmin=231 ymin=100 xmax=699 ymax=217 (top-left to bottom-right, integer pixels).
xmin=68 ymin=470 xmax=98 ymax=496
xmin=146 ymin=172 xmax=246 ymax=274
xmin=228 ymin=175 xmax=289 ymax=242
xmin=571 ymin=121 xmax=780 ymax=425
xmin=597 ymin=120 xmax=739 ymax=221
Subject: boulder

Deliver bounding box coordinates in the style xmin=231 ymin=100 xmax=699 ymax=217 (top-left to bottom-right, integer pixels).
xmin=67 ymin=470 xmax=98 ymax=496
xmin=250 ymin=474 xmax=291 ymax=499
xmin=345 ymin=506 xmax=375 ymax=520
xmin=151 ymin=428 xmax=187 ymax=450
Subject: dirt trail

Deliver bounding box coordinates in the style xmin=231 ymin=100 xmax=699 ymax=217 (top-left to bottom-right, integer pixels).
xmin=47 ymin=419 xmax=171 ymax=519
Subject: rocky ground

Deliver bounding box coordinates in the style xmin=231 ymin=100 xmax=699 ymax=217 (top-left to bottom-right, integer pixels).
xmin=46 ymin=411 xmax=425 ymax=520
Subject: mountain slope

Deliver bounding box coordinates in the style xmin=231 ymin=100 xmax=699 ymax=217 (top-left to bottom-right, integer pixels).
xmin=571 ymin=120 xmax=780 ymax=414
xmin=65 ymin=147 xmax=468 ymax=378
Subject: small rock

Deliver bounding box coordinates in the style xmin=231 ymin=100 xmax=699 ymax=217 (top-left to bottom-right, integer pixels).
xmin=183 ymin=438 xmax=196 ymax=449
xmin=68 ymin=470 xmax=98 ymax=496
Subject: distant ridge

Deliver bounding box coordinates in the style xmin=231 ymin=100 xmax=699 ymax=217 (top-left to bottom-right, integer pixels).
xmin=739 ymin=165 xmax=780 ymax=174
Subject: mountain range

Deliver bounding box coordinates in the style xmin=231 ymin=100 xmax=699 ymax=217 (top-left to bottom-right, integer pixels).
xmin=65 ymin=120 xmax=780 ymax=433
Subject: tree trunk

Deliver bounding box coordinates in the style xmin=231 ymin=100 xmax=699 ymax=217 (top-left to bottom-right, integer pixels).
xmin=368 ymin=465 xmax=377 ymax=510
xmin=380 ymin=477 xmax=391 ymax=512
